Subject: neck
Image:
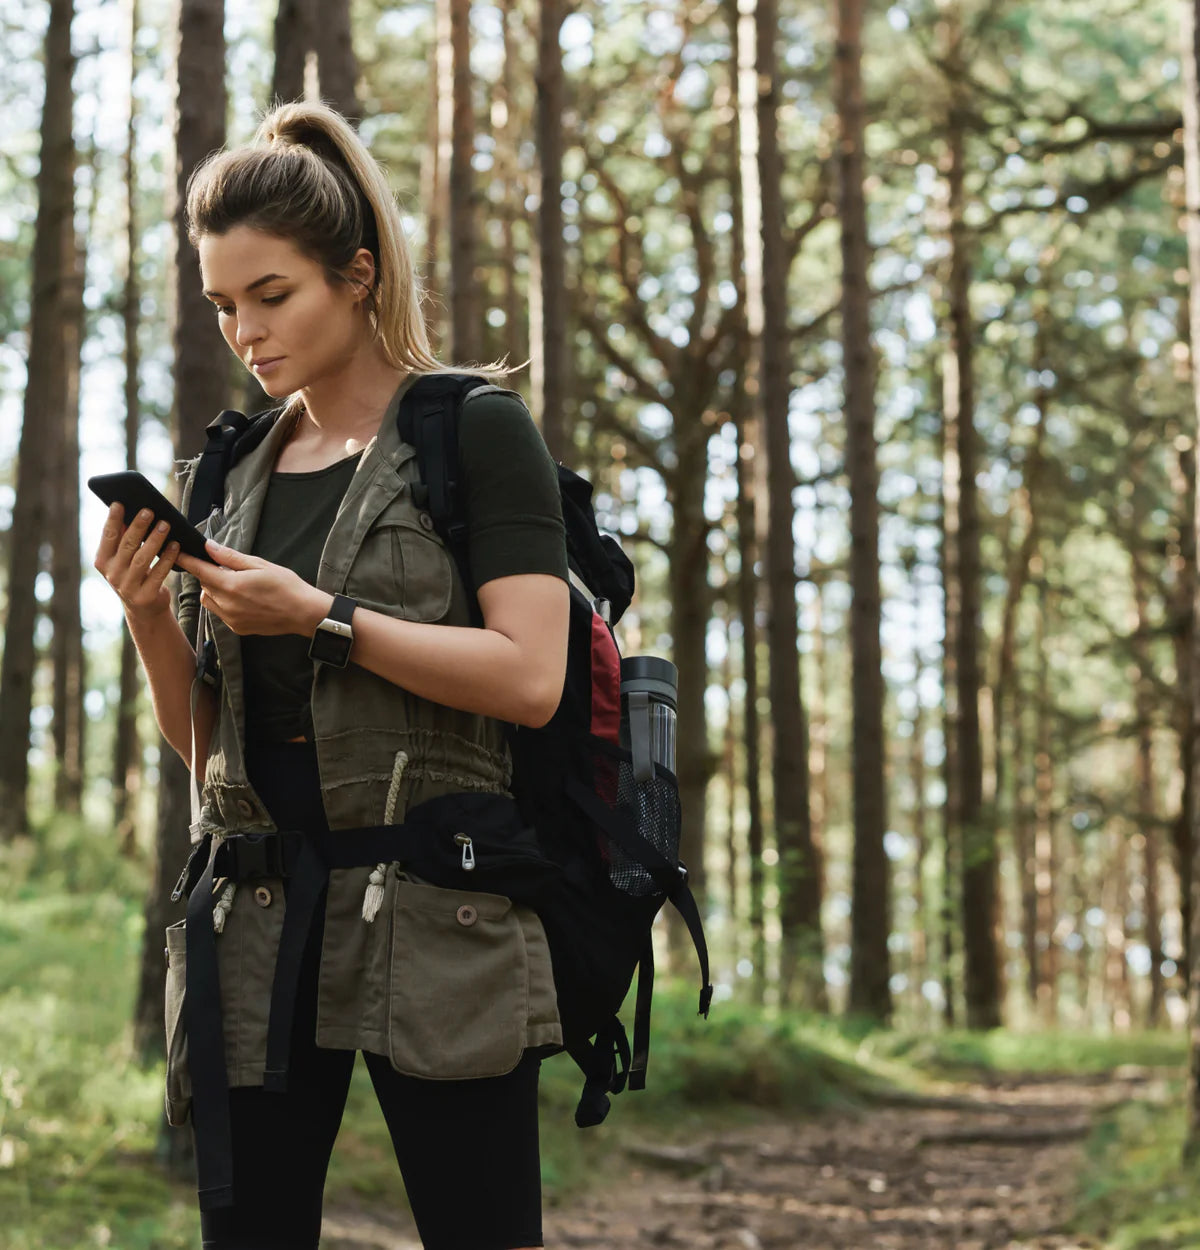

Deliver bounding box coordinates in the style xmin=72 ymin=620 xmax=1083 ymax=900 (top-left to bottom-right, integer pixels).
xmin=294 ymin=342 xmax=408 ymax=448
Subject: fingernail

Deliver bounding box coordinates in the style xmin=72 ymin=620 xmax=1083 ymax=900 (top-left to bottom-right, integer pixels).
xmin=157 ymin=521 xmax=169 ymax=533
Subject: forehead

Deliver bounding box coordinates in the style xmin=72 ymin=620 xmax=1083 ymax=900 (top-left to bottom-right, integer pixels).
xmin=198 ymin=226 xmax=313 ymax=289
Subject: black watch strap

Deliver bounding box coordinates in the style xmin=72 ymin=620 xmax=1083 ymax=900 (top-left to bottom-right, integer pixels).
xmin=327 ymin=593 xmax=357 ymax=626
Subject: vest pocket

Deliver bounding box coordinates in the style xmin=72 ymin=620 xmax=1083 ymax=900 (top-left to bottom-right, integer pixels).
xmin=163 ymin=920 xmax=192 ymax=1127
xmin=386 ymin=879 xmax=529 ymax=1079
xmin=346 ymin=512 xmax=454 ymax=623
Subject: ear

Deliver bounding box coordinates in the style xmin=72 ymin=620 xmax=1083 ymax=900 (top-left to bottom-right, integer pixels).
xmin=344 ymin=247 xmax=377 ymax=303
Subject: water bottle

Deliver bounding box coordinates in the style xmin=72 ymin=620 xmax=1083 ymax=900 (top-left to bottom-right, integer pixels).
xmin=619 ymin=657 xmax=678 ymax=782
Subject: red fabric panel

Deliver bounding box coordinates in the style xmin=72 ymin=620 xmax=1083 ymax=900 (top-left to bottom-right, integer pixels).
xmin=590 ymin=613 xmax=622 ymax=743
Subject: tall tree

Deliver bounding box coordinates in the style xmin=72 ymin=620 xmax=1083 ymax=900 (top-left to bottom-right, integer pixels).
xmin=941 ymin=1 xmax=1001 ymax=1029
xmin=836 ymin=0 xmax=891 ymax=1022
xmin=0 ymin=0 xmax=77 ymax=841
xmin=114 ymin=0 xmax=144 ymax=846
xmin=535 ymin=0 xmax=566 ymax=458
xmin=50 ymin=146 xmax=88 ymax=814
xmin=271 ymin=0 xmax=357 ymax=117
xmin=1179 ymin=0 xmax=1200 ymax=1161
xmin=318 ymin=0 xmax=359 ymax=118
xmin=756 ymin=0 xmax=824 ymax=1005
xmin=449 ymin=0 xmax=480 ymax=362
xmin=132 ymin=4 xmax=228 ymax=1189
xmin=272 ymin=0 xmax=315 ymax=104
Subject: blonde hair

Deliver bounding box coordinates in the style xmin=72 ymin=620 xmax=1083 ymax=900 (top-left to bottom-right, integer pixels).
xmin=185 ymin=100 xmax=516 ymax=382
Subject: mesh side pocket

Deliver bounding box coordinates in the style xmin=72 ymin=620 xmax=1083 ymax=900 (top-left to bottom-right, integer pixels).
xmin=589 ymin=741 xmax=682 ymax=898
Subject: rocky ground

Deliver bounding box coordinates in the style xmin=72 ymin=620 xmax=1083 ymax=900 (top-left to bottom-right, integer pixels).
xmin=321 ymin=1070 xmax=1166 ymax=1250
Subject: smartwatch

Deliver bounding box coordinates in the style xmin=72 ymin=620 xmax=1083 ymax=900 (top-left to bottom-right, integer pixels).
xmin=308 ymin=593 xmax=357 ymax=668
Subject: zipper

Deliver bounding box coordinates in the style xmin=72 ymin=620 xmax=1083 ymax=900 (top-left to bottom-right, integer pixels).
xmin=454 ymin=833 xmax=476 ymax=872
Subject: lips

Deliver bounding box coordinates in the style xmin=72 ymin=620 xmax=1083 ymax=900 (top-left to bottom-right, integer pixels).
xmin=251 ymin=356 xmax=285 ymax=372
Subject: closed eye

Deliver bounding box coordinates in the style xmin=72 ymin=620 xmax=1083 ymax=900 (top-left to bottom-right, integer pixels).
xmin=211 ymin=293 xmax=288 ymax=316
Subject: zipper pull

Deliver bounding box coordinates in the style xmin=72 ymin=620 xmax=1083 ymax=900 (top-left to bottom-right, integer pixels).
xmin=454 ymin=833 xmax=476 ymax=872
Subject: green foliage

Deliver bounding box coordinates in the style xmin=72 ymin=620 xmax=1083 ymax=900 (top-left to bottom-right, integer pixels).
xmin=859 ymin=1027 xmax=1186 ymax=1076
xmin=1070 ymin=1095 xmax=1200 ymax=1249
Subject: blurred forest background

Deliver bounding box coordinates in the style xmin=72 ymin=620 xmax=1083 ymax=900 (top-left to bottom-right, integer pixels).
xmin=6 ymin=0 xmax=1200 ymax=1246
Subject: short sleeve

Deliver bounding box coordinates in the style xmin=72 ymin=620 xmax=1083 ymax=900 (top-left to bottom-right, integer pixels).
xmin=459 ymin=388 xmax=568 ymax=588
xmin=173 ymin=459 xmax=202 ymax=648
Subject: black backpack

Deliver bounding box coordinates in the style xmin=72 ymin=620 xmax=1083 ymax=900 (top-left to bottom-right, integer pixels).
xmin=186 ymin=372 xmax=712 ymax=1126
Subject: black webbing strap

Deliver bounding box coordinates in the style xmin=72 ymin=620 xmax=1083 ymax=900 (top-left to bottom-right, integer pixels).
xmin=186 ymin=410 xmax=253 ymax=526
xmin=567 ymin=1018 xmax=631 ymax=1128
xmin=628 ymin=938 xmax=655 ymax=1092
xmin=184 ymin=846 xmax=234 ymax=1212
xmin=565 ymin=772 xmax=714 ymax=1019
xmin=261 ymin=840 xmax=328 ymax=1092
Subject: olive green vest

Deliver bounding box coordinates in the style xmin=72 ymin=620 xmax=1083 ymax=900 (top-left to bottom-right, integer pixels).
xmin=163 ymin=377 xmax=562 ymax=1125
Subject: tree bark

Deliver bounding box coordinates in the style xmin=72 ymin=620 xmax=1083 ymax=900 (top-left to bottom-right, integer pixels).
xmin=1033 ymin=574 xmax=1059 ymax=1025
xmin=0 ymin=0 xmax=76 ymax=841
xmin=133 ymin=0 xmax=227 ymax=1178
xmin=756 ymin=0 xmax=824 ymax=1007
xmin=535 ymin=0 xmax=566 ymax=459
xmin=836 ymin=0 xmax=890 ymax=1022
xmin=729 ymin=0 xmax=766 ymax=1000
xmin=114 ymin=0 xmax=143 ymax=848
xmin=317 ymin=0 xmax=358 ymax=119
xmin=449 ymin=0 xmax=480 ymax=363
xmin=942 ymin=6 xmax=1001 ymax=1028
xmin=50 ymin=148 xmax=88 ymax=815
xmin=272 ymin=0 xmax=315 ymax=105
xmin=1179 ymin=0 xmax=1200 ymax=1161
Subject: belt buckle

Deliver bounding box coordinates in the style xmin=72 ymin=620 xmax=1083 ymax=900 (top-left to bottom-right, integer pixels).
xmin=229 ymin=833 xmax=279 ymax=880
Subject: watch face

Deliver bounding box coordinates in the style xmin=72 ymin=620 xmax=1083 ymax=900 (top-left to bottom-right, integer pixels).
xmin=309 ymin=626 xmax=353 ymax=668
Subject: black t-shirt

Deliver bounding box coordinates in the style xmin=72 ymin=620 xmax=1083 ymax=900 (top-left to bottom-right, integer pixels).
xmin=241 ymin=389 xmax=568 ymax=742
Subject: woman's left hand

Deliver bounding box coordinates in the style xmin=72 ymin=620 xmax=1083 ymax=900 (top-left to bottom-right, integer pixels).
xmin=175 ymin=542 xmax=327 ymax=637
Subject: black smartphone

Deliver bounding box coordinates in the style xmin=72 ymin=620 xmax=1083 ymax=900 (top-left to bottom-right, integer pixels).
xmin=88 ymin=471 xmax=217 ymax=564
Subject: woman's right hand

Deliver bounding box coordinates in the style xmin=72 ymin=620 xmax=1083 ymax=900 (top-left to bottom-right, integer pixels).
xmin=93 ymin=502 xmax=182 ymax=623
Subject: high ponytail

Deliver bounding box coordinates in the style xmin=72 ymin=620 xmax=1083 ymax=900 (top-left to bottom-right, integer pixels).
xmin=186 ymin=99 xmax=515 ymax=382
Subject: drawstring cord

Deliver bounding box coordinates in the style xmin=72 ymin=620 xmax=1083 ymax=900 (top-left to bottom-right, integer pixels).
xmin=363 ymin=750 xmax=409 ymax=923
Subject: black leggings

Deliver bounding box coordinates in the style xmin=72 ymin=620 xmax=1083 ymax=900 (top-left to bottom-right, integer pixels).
xmin=198 ymin=741 xmax=543 ymax=1250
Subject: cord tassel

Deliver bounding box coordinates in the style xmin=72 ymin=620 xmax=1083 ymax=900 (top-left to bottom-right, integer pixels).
xmin=212 ymin=881 xmax=236 ymax=933
xmin=361 ymin=864 xmax=388 ymax=923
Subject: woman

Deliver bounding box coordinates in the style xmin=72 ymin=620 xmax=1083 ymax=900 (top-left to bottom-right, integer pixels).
xmin=94 ymin=100 xmax=568 ymax=1250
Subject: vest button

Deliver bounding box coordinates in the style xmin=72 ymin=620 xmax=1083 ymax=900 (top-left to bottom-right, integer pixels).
xmin=236 ymin=799 xmax=254 ymax=819
xmin=254 ymin=886 xmax=273 ymax=908
xmin=418 ymin=512 xmax=435 ymax=532
xmin=456 ymin=904 xmax=478 ymax=927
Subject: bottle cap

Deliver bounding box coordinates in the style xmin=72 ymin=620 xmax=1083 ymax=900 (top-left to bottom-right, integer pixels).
xmin=620 ymin=656 xmax=677 ymax=708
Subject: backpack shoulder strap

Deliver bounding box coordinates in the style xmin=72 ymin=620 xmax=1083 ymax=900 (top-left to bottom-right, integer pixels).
xmin=185 ymin=407 xmax=281 ymax=525
xmin=397 ymin=373 xmax=491 ymax=623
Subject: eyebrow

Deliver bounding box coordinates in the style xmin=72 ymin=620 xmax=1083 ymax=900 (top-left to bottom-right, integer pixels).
xmin=202 ymin=273 xmax=289 ymax=298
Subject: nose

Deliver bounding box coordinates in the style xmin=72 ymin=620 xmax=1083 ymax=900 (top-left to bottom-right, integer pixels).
xmin=234 ymin=313 xmax=265 ymax=348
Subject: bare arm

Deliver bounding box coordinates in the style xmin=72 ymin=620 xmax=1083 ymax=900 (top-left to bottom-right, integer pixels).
xmin=176 ymin=541 xmax=570 ymax=728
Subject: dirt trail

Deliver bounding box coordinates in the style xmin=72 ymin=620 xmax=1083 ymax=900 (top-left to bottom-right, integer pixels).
xmin=322 ymin=1071 xmax=1165 ymax=1250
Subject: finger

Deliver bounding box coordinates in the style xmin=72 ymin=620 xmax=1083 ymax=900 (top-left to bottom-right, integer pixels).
xmin=150 ymin=542 xmax=181 ymax=591
xmin=206 ymin=540 xmax=261 ymax=570
xmin=93 ymin=502 xmax=126 ymax=571
xmin=116 ymin=509 xmax=157 ymax=560
xmin=125 ymin=520 xmax=170 ymax=580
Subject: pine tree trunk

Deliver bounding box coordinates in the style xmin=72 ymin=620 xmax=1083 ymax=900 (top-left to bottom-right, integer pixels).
xmin=836 ymin=0 xmax=890 ymax=1022
xmin=942 ymin=8 xmax=1000 ymax=1027
xmin=0 ymin=0 xmax=76 ymax=841
xmin=756 ymin=0 xmax=823 ymax=1008
xmin=1034 ymin=579 xmax=1059 ymax=1025
xmin=497 ymin=0 xmax=523 ymax=370
xmin=909 ymin=629 xmax=930 ymax=1023
xmin=730 ymin=0 xmax=766 ymax=1000
xmin=134 ymin=2 xmax=227 ymax=1179
xmin=272 ymin=0 xmax=315 ymax=104
xmin=114 ymin=0 xmax=143 ymax=847
xmin=318 ymin=0 xmax=358 ymax=119
xmin=535 ymin=0 xmax=566 ymax=458
xmin=51 ymin=167 xmax=87 ymax=815
xmin=1178 ymin=0 xmax=1200 ymax=1161
xmin=449 ymin=0 xmax=479 ymax=363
